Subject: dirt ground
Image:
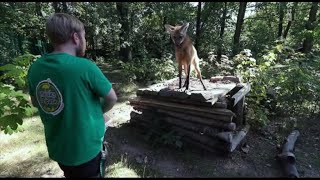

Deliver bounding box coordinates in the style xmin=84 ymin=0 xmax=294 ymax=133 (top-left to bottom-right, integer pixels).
xmin=104 ymin=100 xmax=320 ymax=178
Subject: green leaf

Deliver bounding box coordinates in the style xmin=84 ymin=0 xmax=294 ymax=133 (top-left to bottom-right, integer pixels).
xmin=4 ymin=126 xmax=14 ymax=135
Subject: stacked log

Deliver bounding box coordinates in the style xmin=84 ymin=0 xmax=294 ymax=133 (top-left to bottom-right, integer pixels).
xmin=129 ymin=77 xmax=251 ymax=153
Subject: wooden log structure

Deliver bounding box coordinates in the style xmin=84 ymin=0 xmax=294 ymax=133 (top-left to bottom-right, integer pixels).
xmin=128 ymin=76 xmax=251 ymax=153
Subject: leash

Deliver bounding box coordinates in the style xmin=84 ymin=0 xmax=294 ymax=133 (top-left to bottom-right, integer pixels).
xmin=100 ymin=142 xmax=108 ymax=178
xmin=99 ymin=124 xmax=108 ymax=178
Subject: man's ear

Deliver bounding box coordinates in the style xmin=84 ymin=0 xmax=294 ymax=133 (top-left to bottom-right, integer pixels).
xmin=165 ymin=24 xmax=175 ymax=34
xmin=180 ymin=23 xmax=190 ymax=35
xmin=71 ymin=32 xmax=80 ymax=44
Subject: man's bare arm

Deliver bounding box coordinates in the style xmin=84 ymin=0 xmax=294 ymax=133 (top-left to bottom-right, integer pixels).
xmin=30 ymin=96 xmax=38 ymax=108
xmin=101 ymin=88 xmax=117 ymax=113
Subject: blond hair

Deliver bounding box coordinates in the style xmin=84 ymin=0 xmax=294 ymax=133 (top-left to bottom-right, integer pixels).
xmin=46 ymin=13 xmax=84 ymax=45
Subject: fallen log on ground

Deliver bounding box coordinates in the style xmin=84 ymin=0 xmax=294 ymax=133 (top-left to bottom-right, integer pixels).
xmin=277 ymin=130 xmax=300 ymax=178
xmin=228 ymin=124 xmax=250 ymax=152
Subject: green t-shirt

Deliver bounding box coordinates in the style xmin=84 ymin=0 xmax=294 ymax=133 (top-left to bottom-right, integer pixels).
xmin=27 ymin=53 xmax=112 ymax=166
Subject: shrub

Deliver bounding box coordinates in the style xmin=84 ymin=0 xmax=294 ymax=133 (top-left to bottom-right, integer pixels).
xmin=121 ymin=53 xmax=177 ymax=84
xmin=0 ymin=53 xmax=39 ymax=134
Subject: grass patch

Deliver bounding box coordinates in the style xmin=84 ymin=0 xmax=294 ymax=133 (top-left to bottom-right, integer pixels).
xmin=106 ymin=154 xmax=139 ymax=178
xmin=0 ymin=105 xmax=155 ymax=178
xmin=0 ymin=116 xmax=63 ymax=177
xmin=105 ymin=153 xmax=162 ymax=178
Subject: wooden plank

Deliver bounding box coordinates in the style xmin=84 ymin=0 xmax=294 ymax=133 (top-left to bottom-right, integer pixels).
xmin=210 ymin=76 xmax=240 ymax=84
xmin=136 ymin=77 xmax=237 ymax=103
xmin=171 ymin=125 xmax=229 ymax=148
xmin=136 ymin=87 xmax=163 ymax=97
xmin=129 ymin=97 xmax=236 ymax=117
xmin=156 ymin=96 xmax=228 ymax=108
xmin=206 ymin=82 xmax=237 ymax=97
xmin=189 ymin=91 xmax=217 ymax=102
xmin=159 ymin=88 xmax=191 ymax=100
xmin=158 ymin=109 xmax=236 ymax=129
xmin=131 ymin=104 xmax=233 ymax=122
xmin=136 ymin=78 xmax=179 ymax=97
xmin=164 ymin=116 xmax=221 ymax=137
xmin=233 ymin=97 xmax=245 ymax=126
xmin=231 ymin=83 xmax=251 ymax=106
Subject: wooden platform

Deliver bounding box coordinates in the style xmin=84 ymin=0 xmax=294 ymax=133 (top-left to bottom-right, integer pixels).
xmin=128 ymin=76 xmax=251 ymax=153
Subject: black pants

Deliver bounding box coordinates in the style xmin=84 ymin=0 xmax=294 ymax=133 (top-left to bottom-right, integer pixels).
xmin=58 ymin=151 xmax=103 ymax=178
xmin=58 ymin=131 xmax=108 ymax=178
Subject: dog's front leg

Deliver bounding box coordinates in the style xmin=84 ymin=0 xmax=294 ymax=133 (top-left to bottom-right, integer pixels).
xmin=183 ymin=64 xmax=191 ymax=90
xmin=178 ymin=63 xmax=182 ymax=89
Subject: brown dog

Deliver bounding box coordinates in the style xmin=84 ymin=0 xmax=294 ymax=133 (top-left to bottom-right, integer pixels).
xmin=165 ymin=23 xmax=206 ymax=90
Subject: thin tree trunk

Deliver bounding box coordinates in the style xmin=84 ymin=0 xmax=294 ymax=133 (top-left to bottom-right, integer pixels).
xmin=283 ymin=2 xmax=298 ymax=39
xmin=116 ymin=2 xmax=132 ymax=62
xmin=232 ymin=2 xmax=247 ymax=57
xmin=91 ymin=35 xmax=96 ymax=61
xmin=302 ymin=2 xmax=319 ymax=53
xmin=17 ymin=34 xmax=23 ymax=54
xmin=278 ymin=2 xmax=286 ymax=39
xmin=161 ymin=6 xmax=167 ymax=58
xmin=195 ymin=2 xmax=202 ymax=51
xmin=62 ymin=2 xmax=68 ymax=13
xmin=35 ymin=2 xmax=42 ymax=16
xmin=217 ymin=2 xmax=227 ymax=63
xmin=52 ymin=2 xmax=60 ymax=13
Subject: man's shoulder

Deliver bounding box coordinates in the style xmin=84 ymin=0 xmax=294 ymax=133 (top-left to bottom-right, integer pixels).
xmin=68 ymin=56 xmax=97 ymax=69
xmin=76 ymin=56 xmax=96 ymax=66
xmin=28 ymin=55 xmax=43 ymax=73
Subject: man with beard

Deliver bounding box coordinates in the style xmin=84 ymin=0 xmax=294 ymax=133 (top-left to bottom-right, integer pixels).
xmin=27 ymin=13 xmax=117 ymax=178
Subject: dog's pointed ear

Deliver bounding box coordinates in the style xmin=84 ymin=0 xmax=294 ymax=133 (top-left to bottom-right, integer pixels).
xmin=165 ymin=24 xmax=175 ymax=34
xmin=180 ymin=23 xmax=190 ymax=35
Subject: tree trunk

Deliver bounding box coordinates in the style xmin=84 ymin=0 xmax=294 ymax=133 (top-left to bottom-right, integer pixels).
xmin=62 ymin=2 xmax=69 ymax=13
xmin=17 ymin=34 xmax=23 ymax=54
xmin=232 ymin=2 xmax=247 ymax=57
xmin=161 ymin=13 xmax=167 ymax=58
xmin=200 ymin=3 xmax=217 ymax=31
xmin=91 ymin=35 xmax=96 ymax=61
xmin=195 ymin=2 xmax=202 ymax=51
xmin=278 ymin=2 xmax=286 ymax=39
xmin=217 ymin=2 xmax=227 ymax=63
xmin=116 ymin=2 xmax=132 ymax=62
xmin=283 ymin=2 xmax=298 ymax=39
xmin=302 ymin=2 xmax=319 ymax=53
xmin=35 ymin=2 xmax=42 ymax=16
xmin=52 ymin=2 xmax=60 ymax=13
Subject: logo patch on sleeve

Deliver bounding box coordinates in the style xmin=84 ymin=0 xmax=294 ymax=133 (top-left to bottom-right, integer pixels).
xmin=36 ymin=78 xmax=64 ymax=115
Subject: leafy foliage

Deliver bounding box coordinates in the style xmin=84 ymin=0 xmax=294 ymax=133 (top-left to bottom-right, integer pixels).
xmin=234 ymin=42 xmax=320 ymax=129
xmin=0 ymin=53 xmax=38 ymax=134
xmin=121 ymin=53 xmax=177 ymax=83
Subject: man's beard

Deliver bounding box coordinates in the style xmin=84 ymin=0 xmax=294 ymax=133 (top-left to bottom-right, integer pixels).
xmin=75 ymin=41 xmax=85 ymax=57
